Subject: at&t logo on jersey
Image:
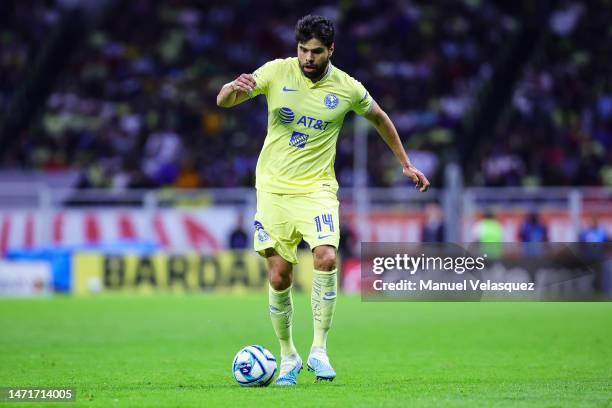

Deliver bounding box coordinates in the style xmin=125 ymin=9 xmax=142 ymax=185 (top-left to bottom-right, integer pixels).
xmin=297 ymin=115 xmax=331 ymax=130
xmin=280 ymin=107 xmax=332 ymax=130
xmin=324 ymin=93 xmax=339 ymax=109
xmin=278 ymin=107 xmax=295 ymax=124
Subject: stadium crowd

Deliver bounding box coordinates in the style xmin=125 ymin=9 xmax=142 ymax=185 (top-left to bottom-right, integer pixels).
xmin=0 ymin=0 xmax=609 ymax=189
xmin=477 ymin=0 xmax=612 ymax=187
xmin=0 ymin=1 xmax=61 ymax=116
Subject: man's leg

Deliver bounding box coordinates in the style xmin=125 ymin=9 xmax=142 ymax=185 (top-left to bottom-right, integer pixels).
xmin=266 ymin=248 xmax=302 ymax=385
xmin=267 ymin=248 xmax=297 ymax=357
xmin=308 ymin=244 xmax=338 ymax=381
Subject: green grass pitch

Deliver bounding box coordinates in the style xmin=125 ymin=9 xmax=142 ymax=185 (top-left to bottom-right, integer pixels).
xmin=0 ymin=294 xmax=611 ymax=407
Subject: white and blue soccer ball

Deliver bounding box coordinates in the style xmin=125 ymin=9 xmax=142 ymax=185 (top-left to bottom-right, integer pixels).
xmin=232 ymin=345 xmax=277 ymax=387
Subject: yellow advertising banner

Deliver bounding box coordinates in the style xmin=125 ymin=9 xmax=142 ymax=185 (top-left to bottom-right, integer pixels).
xmin=72 ymin=250 xmax=315 ymax=295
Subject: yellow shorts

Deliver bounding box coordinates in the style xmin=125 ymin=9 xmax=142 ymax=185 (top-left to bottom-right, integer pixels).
xmin=253 ymin=189 xmax=340 ymax=264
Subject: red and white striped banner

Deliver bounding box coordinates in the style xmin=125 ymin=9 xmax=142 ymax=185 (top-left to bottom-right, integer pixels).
xmin=0 ymin=208 xmax=609 ymax=255
xmin=0 ymin=209 xmax=239 ymax=254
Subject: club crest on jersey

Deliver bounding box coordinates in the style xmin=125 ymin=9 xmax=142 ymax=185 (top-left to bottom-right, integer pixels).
xmin=278 ymin=107 xmax=295 ymax=125
xmin=324 ymin=93 xmax=339 ymax=109
xmin=289 ymin=131 xmax=309 ymax=149
xmin=254 ymin=220 xmax=270 ymax=242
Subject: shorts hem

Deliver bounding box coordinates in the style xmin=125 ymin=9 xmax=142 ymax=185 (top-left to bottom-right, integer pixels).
xmin=306 ymin=240 xmax=339 ymax=251
xmin=254 ymin=242 xmax=299 ymax=265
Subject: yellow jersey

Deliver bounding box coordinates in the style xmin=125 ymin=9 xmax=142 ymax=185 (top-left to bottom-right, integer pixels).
xmin=248 ymin=57 xmax=373 ymax=194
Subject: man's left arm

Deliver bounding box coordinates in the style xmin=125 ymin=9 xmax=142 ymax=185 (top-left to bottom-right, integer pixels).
xmin=363 ymin=101 xmax=430 ymax=192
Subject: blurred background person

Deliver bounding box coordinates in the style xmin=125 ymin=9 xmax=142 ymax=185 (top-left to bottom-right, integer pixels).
xmin=338 ymin=212 xmax=357 ymax=259
xmin=228 ymin=213 xmax=249 ymax=249
xmin=474 ymin=210 xmax=503 ymax=243
xmin=421 ymin=203 xmax=445 ymax=243
xmin=518 ymin=211 xmax=548 ymax=242
xmin=579 ymin=217 xmax=609 ymax=243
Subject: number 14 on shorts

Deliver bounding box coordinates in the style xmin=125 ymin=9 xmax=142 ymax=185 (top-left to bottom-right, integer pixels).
xmin=314 ymin=214 xmax=334 ymax=239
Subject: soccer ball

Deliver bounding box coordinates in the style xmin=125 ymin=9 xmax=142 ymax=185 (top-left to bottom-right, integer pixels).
xmin=232 ymin=345 xmax=277 ymax=387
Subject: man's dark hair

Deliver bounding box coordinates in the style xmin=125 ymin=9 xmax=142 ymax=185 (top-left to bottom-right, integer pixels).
xmin=295 ymin=15 xmax=335 ymax=48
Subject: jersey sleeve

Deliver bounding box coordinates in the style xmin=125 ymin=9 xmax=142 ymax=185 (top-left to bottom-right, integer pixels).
xmin=349 ymin=77 xmax=374 ymax=116
xmin=248 ymin=59 xmax=282 ymax=98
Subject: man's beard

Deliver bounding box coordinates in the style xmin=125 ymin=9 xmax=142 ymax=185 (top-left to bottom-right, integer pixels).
xmin=300 ymin=58 xmax=329 ymax=79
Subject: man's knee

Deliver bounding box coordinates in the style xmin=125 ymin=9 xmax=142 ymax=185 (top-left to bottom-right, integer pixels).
xmin=269 ymin=271 xmax=290 ymax=291
xmin=267 ymin=250 xmax=293 ymax=290
xmin=313 ymin=245 xmax=337 ymax=271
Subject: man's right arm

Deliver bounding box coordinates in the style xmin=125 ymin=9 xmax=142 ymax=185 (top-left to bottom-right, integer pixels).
xmin=216 ymin=73 xmax=257 ymax=108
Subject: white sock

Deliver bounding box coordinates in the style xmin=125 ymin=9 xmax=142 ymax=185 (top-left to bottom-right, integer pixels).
xmin=269 ymin=285 xmax=298 ymax=358
xmin=311 ymin=269 xmax=337 ymax=350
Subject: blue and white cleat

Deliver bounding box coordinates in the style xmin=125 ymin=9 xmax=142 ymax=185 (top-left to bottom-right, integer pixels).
xmin=307 ymin=347 xmax=336 ymax=382
xmin=275 ymin=354 xmax=302 ymax=386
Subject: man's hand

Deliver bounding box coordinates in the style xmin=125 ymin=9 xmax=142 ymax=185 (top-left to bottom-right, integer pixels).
xmin=217 ymin=74 xmax=256 ymax=107
xmin=231 ymin=73 xmax=257 ymax=93
xmin=403 ymin=165 xmax=430 ymax=192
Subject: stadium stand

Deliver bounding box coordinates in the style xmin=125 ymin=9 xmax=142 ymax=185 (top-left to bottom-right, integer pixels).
xmin=0 ymin=1 xmax=609 ymax=189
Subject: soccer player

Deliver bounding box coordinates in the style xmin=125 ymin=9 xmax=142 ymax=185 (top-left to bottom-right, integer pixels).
xmin=217 ymin=15 xmax=429 ymax=385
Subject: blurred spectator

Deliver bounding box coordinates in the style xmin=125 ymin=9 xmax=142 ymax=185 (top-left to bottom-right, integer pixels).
xmin=174 ymin=158 xmax=201 ymax=189
xmin=228 ymin=214 xmax=249 ymax=249
xmin=579 ymin=217 xmax=609 ymax=243
xmin=421 ymin=203 xmax=445 ymax=242
xmin=549 ymin=2 xmax=584 ymax=37
xmin=474 ymin=210 xmax=503 ymax=243
xmin=142 ymin=128 xmax=183 ymax=186
xmin=338 ymin=212 xmax=357 ymax=259
xmin=518 ymin=211 xmax=548 ymax=242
